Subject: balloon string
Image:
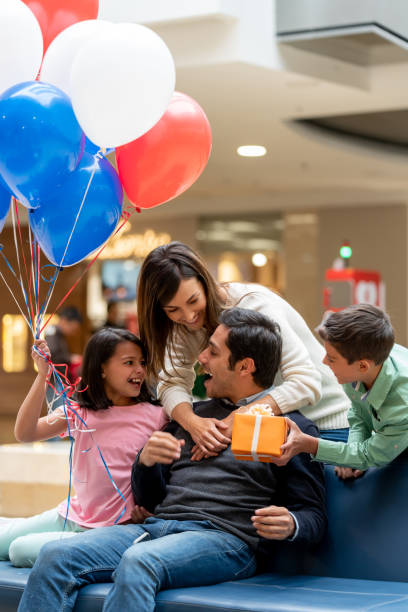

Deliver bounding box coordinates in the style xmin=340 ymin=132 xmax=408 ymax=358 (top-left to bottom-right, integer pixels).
xmin=10 ymin=201 xmax=34 ymax=331
xmin=11 ymin=199 xmax=36 ymax=328
xmin=57 ymin=153 xmax=100 ymax=269
xmin=0 ymin=265 xmax=31 ymax=329
xmin=39 ymin=152 xmax=102 ymax=326
xmin=40 ymin=205 xmax=136 ymax=334
xmin=34 ymin=345 xmax=127 ymax=525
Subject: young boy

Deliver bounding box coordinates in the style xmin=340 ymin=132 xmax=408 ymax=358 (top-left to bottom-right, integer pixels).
xmin=275 ymin=304 xmax=408 ymax=476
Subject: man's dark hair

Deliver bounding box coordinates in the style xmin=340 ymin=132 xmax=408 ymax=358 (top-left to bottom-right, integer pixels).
xmin=317 ymin=304 xmax=394 ymax=365
xmin=60 ymin=305 xmax=83 ymax=323
xmin=219 ymin=308 xmax=281 ymax=388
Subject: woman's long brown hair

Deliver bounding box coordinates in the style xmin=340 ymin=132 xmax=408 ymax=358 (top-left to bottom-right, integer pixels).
xmin=137 ymin=242 xmax=226 ymax=377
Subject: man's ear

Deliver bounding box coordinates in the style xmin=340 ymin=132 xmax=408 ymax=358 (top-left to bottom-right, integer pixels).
xmin=238 ymin=357 xmax=256 ymax=377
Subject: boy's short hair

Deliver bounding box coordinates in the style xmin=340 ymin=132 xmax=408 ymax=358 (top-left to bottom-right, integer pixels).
xmin=317 ymin=304 xmax=394 ymax=365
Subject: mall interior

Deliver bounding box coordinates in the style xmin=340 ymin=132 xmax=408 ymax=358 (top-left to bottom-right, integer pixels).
xmin=1 ymin=0 xmax=408 ymax=515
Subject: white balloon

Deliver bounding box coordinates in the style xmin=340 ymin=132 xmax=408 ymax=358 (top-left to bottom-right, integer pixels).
xmin=0 ymin=0 xmax=43 ymax=95
xmin=70 ymin=23 xmax=176 ymax=148
xmin=41 ymin=20 xmax=114 ymax=97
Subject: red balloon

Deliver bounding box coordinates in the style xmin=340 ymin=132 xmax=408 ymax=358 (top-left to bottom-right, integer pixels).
xmin=116 ymin=92 xmax=212 ymax=209
xmin=22 ymin=0 xmax=99 ymax=52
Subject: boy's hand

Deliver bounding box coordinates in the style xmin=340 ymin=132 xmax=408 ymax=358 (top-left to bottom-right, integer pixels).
xmin=267 ymin=418 xmax=319 ymax=466
xmin=32 ymin=339 xmax=51 ymax=378
xmin=139 ymin=431 xmax=185 ymax=467
xmin=251 ymin=505 xmax=295 ymax=540
xmin=334 ymin=466 xmax=365 ymax=480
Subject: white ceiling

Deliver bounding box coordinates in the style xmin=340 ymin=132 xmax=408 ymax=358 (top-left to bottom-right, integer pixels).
xmin=100 ymin=0 xmax=408 ymax=218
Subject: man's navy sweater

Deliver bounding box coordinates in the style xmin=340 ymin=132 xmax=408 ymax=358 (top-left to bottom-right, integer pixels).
xmin=132 ymin=399 xmax=327 ymax=550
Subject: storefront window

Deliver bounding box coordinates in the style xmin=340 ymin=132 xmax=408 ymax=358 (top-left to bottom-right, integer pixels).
xmin=2 ymin=314 xmax=28 ymax=372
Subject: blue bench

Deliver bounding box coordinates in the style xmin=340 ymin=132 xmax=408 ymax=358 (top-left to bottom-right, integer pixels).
xmin=1 ymin=456 xmax=407 ymax=611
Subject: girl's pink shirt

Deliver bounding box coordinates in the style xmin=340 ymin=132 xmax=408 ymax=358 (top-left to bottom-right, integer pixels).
xmin=58 ymin=402 xmax=168 ymax=528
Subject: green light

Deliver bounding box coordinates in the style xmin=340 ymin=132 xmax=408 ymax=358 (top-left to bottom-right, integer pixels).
xmin=339 ymin=245 xmax=352 ymax=259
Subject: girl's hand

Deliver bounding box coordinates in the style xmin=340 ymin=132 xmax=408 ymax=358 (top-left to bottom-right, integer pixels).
xmin=140 ymin=431 xmax=185 ymax=467
xmin=32 ymin=339 xmax=51 ymax=378
xmin=130 ymin=505 xmax=153 ymax=523
xmin=334 ymin=466 xmax=365 ymax=480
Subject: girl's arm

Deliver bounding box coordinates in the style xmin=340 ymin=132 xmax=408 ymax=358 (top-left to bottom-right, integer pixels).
xmin=14 ymin=340 xmax=67 ymax=442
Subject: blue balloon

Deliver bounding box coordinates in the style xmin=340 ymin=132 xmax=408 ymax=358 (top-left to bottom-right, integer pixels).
xmin=29 ymin=153 xmax=123 ymax=267
xmin=85 ymin=136 xmax=115 ymax=157
xmin=0 ymin=81 xmax=84 ymax=209
xmin=0 ymin=175 xmax=11 ymax=234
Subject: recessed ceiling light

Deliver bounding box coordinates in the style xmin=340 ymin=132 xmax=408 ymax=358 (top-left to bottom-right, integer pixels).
xmin=252 ymin=253 xmax=267 ymax=267
xmin=237 ymin=145 xmax=267 ymax=157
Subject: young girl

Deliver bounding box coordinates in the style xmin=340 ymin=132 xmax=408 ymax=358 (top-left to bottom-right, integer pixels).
xmin=0 ymin=327 xmax=167 ymax=567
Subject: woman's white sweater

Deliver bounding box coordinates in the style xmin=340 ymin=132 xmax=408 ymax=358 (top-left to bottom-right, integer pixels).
xmin=157 ymin=283 xmax=350 ymax=430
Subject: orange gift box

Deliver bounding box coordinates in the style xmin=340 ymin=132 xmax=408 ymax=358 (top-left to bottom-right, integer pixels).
xmin=231 ymin=414 xmax=287 ymax=462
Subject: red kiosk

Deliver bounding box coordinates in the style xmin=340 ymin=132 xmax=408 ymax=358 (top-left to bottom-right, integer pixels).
xmin=323 ymin=242 xmax=385 ymax=312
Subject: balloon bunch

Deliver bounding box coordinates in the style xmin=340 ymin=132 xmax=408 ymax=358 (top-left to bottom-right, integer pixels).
xmin=0 ymin=0 xmax=212 ymax=341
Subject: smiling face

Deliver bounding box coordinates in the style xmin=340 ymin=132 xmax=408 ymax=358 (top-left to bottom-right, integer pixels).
xmin=323 ymin=341 xmax=364 ymax=385
xmin=198 ymin=324 xmax=239 ymax=400
xmin=162 ymin=277 xmax=207 ymax=330
xmin=101 ymin=341 xmax=146 ymax=406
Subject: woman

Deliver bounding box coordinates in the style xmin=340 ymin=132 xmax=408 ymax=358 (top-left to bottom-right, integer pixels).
xmin=138 ymin=242 xmax=349 ymax=454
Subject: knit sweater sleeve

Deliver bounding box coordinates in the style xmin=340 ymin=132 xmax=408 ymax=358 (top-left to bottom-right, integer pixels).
xmin=235 ymin=290 xmax=322 ymax=413
xmin=157 ymin=329 xmax=205 ymax=418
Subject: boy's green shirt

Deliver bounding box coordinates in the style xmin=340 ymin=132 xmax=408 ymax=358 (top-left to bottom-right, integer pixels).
xmin=315 ymin=344 xmax=408 ymax=469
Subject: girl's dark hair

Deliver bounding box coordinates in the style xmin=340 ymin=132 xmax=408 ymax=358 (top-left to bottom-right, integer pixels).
xmin=137 ymin=242 xmax=225 ymax=377
xmin=317 ymin=304 xmax=394 ymax=365
xmin=76 ymin=327 xmax=159 ymax=410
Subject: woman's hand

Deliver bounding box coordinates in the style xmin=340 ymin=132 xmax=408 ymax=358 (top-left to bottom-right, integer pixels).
xmin=188 ymin=414 xmax=231 ymax=455
xmin=32 ymin=339 xmax=51 ymax=378
xmin=130 ymin=505 xmax=153 ymax=523
xmin=245 ymin=396 xmax=281 ymax=415
xmin=190 ymin=413 xmax=234 ymax=460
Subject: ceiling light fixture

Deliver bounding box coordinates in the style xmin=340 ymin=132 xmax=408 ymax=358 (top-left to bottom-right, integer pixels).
xmin=237 ymin=145 xmax=267 ymax=157
xmin=252 ymin=253 xmax=267 ymax=267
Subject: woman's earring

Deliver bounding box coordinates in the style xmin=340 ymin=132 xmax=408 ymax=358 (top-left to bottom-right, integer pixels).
xmin=101 ymin=372 xmax=106 ymax=378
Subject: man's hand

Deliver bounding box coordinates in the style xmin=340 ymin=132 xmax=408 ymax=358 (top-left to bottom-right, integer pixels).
xmin=267 ymin=418 xmax=319 ymax=466
xmin=139 ymin=431 xmax=185 ymax=467
xmin=251 ymin=505 xmax=295 ymax=540
xmin=334 ymin=466 xmax=365 ymax=480
xmin=188 ymin=414 xmax=231 ymax=455
xmin=130 ymin=505 xmax=153 ymax=523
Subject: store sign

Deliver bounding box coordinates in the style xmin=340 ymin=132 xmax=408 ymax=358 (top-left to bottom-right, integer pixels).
xmin=93 ymin=225 xmax=171 ymax=260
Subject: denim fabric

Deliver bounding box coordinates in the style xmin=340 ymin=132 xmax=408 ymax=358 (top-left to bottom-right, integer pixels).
xmin=17 ymin=518 xmax=256 ymax=612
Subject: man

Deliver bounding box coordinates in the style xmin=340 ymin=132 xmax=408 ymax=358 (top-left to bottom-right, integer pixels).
xmin=18 ymin=308 xmax=326 ymax=612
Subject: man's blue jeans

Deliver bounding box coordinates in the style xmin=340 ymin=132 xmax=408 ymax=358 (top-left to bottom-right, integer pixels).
xmin=17 ymin=517 xmax=257 ymax=612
